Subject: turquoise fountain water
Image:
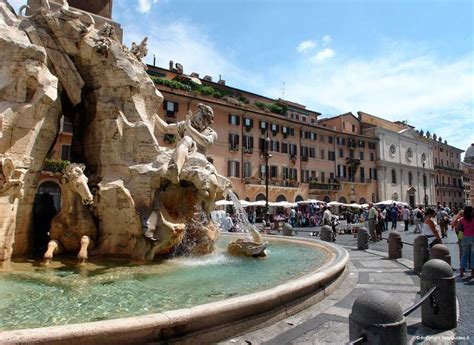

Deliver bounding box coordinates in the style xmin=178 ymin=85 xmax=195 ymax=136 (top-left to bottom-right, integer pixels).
xmin=0 ymin=239 xmax=327 ymax=331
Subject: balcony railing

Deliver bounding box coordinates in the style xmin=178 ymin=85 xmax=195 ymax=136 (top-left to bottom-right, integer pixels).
xmin=228 ymin=144 xmax=239 ymax=152
xmin=244 ymin=177 xmax=300 ymax=188
xmin=290 ymin=154 xmax=297 ymax=161
xmin=243 ymin=147 xmax=253 ymax=154
xmin=301 ymin=155 xmax=308 ymax=162
xmin=309 ymin=180 xmax=341 ymax=191
xmin=434 ymin=164 xmax=463 ymax=174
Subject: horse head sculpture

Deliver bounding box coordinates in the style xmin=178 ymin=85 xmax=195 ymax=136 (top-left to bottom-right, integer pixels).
xmin=62 ymin=163 xmax=93 ymax=205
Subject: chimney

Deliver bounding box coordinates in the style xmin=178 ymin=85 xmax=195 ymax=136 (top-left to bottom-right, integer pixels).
xmin=190 ymin=72 xmax=200 ymax=78
xmin=169 ymin=60 xmax=174 ymax=70
xmin=218 ymin=79 xmax=226 ymax=85
xmin=203 ymin=75 xmax=212 ymax=81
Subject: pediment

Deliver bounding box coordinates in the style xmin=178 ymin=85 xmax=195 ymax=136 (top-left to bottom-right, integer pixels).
xmin=398 ymin=128 xmax=419 ymax=140
xmin=407 ymin=186 xmax=416 ymax=193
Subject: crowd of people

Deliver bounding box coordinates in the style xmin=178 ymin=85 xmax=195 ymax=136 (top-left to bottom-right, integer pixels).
xmin=216 ymin=201 xmax=474 ymax=279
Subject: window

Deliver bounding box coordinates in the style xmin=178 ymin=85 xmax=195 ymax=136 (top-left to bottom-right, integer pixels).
xmin=310 ymin=132 xmax=317 ymax=141
xmin=271 ymin=140 xmax=280 ymax=152
xmin=259 ymin=164 xmax=267 ymax=178
xmin=281 ymin=142 xmax=288 ymax=154
xmin=391 ymin=169 xmax=397 ymax=184
xmin=359 ymin=151 xmax=364 ymax=160
xmin=243 ymin=162 xmax=252 ymax=178
xmin=337 ymin=137 xmax=346 ymax=145
xmin=320 ymin=149 xmax=325 ymax=160
xmin=368 ymin=142 xmax=376 ymax=150
xmin=270 ymin=165 xmax=278 ymax=178
xmin=360 ymin=167 xmax=365 ymax=182
xmin=320 ymin=171 xmax=326 ymax=182
xmin=389 ymin=144 xmax=396 ymax=156
xmin=288 ymin=128 xmax=295 ymax=136
xmin=301 ymin=146 xmax=309 ymax=160
xmin=370 ymin=153 xmax=374 ymax=161
xmin=349 ymin=150 xmax=354 ymax=159
xmin=320 ymin=135 xmax=325 ymax=143
xmin=358 ymin=140 xmax=365 ymax=148
xmin=281 ymin=126 xmax=288 ymax=135
xmin=337 ymin=165 xmax=347 ymax=178
xmin=339 ymin=148 xmax=344 ymax=158
xmin=271 ymin=123 xmax=280 ymax=133
xmin=328 ymin=151 xmax=335 ymax=161
xmin=343 ymin=122 xmax=346 ymax=130
xmin=243 ymin=118 xmax=253 ymax=128
xmin=227 ymin=161 xmax=240 ymax=177
xmin=309 ymin=147 xmax=316 ymax=158
xmin=328 ymin=136 xmax=333 ymax=144
xmin=352 ymin=124 xmax=355 ymax=132
xmin=228 ymin=114 xmax=240 ymax=126
xmin=259 ymin=121 xmax=268 ymax=130
xmin=61 ymin=145 xmax=71 ymax=161
xmin=163 ymin=100 xmax=178 ymax=117
xmin=228 ymin=133 xmax=239 ymax=150
xmin=289 ymin=144 xmax=297 ymax=156
xmin=243 ymin=135 xmax=254 ymax=152
xmin=408 ymin=172 xmax=413 ymax=186
xmin=61 ymin=116 xmax=73 ymax=133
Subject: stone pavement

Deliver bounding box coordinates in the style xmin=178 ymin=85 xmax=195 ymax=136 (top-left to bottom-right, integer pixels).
xmin=221 ymin=221 xmax=470 ymax=344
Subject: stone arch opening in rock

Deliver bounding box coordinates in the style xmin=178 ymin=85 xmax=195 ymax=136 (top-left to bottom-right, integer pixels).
xmin=32 ymin=181 xmax=60 ymax=258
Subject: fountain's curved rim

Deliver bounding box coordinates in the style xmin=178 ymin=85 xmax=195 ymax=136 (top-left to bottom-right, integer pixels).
xmin=0 ymin=235 xmax=349 ymax=345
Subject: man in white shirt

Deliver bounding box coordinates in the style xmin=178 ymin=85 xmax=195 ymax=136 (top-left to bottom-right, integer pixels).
xmin=402 ymin=206 xmax=411 ymax=231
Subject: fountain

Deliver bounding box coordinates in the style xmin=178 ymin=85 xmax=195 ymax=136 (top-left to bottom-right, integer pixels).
xmin=226 ymin=190 xmax=268 ymax=257
xmin=0 ymin=1 xmax=348 ymax=343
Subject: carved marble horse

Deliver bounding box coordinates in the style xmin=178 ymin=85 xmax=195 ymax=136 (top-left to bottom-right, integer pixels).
xmin=43 ymin=163 xmax=97 ymax=264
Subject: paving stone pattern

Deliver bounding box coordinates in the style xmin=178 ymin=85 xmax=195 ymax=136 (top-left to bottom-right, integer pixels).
xmin=221 ymin=221 xmax=468 ymax=344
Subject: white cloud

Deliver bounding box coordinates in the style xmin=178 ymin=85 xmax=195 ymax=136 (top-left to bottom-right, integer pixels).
xmin=296 ymin=40 xmax=316 ymax=53
xmin=262 ymin=48 xmax=473 ymax=154
xmin=136 ymin=0 xmax=158 ymax=13
xmin=310 ymin=48 xmax=335 ymax=62
xmin=122 ymin=19 xmax=254 ymax=88
xmin=322 ymin=35 xmax=332 ymax=45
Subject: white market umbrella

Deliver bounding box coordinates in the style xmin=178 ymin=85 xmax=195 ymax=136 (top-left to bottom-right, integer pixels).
xmin=269 ymin=201 xmax=298 ymax=208
xmin=327 ymin=201 xmax=345 ymax=207
xmin=247 ymin=200 xmax=267 ymax=207
xmin=215 ymin=199 xmax=233 ymax=206
xmin=297 ymin=199 xmax=325 ymax=205
xmin=346 ymin=203 xmax=363 ymax=209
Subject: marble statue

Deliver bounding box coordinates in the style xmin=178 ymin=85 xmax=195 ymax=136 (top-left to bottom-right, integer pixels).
xmin=43 ymin=163 xmax=97 ymax=264
xmin=0 ymin=0 xmax=231 ymax=263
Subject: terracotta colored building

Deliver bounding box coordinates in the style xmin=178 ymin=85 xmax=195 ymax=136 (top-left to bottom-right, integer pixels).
xmin=427 ymin=136 xmax=464 ymax=209
xmin=148 ymin=64 xmax=379 ymax=206
xmin=462 ymin=143 xmax=474 ymax=207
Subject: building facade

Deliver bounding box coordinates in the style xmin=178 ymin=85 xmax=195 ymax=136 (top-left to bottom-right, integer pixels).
xmin=359 ymin=112 xmax=435 ymax=207
xmin=148 ymin=64 xmax=379 ymax=206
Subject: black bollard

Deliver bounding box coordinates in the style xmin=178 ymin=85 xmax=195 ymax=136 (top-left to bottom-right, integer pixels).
xmin=357 ymin=227 xmax=369 ymax=250
xmin=349 ymin=290 xmax=407 ymax=344
xmin=413 ymin=235 xmax=429 ymax=274
xmin=282 ymin=223 xmax=293 ymax=236
xmin=388 ymin=231 xmax=402 ymax=259
xmin=421 ymin=259 xmax=457 ymax=330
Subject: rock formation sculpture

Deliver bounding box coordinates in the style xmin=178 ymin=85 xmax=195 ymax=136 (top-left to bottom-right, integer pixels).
xmin=0 ymin=0 xmax=230 ymax=263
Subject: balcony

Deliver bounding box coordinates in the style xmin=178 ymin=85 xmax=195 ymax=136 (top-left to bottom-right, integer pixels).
xmin=244 ymin=177 xmax=300 ymax=188
xmin=290 ymin=154 xmax=297 ymax=161
xmin=243 ymin=147 xmax=253 ymax=154
xmin=309 ymin=180 xmax=341 ymax=191
xmin=434 ymin=164 xmax=463 ymax=174
xmin=228 ymin=144 xmax=239 ymax=152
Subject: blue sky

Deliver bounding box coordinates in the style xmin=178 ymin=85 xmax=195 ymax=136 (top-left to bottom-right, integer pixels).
xmin=10 ymin=0 xmax=474 ymax=156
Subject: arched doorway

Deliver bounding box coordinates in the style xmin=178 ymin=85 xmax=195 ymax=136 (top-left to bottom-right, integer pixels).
xmin=295 ymin=195 xmax=304 ymax=202
xmin=323 ymin=196 xmax=331 ymax=203
xmin=33 ymin=181 xmax=61 ymax=258
xmin=359 ymin=197 xmax=366 ymax=204
xmin=339 ymin=196 xmax=347 ymax=204
xmin=256 ymin=193 xmax=266 ymax=201
xmin=276 ymin=195 xmax=287 ymax=202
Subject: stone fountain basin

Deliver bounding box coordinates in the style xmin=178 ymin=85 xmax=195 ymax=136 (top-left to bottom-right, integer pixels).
xmin=0 ymin=235 xmax=348 ymax=345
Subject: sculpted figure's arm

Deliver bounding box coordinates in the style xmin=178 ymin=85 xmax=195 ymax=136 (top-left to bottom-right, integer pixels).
xmin=154 ymin=113 xmax=179 ymax=135
xmin=185 ymin=111 xmax=217 ymax=149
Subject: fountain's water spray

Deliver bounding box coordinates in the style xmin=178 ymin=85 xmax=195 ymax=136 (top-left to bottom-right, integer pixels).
xmin=227 ymin=191 xmax=263 ymax=244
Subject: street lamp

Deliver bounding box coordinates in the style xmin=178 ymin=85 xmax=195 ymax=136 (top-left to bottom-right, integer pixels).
xmin=423 ymin=161 xmax=428 ymax=207
xmin=264 ymin=133 xmax=272 ymax=224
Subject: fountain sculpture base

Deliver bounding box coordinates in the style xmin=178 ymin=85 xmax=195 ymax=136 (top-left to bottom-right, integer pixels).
xmin=227 ymin=239 xmax=268 ymax=257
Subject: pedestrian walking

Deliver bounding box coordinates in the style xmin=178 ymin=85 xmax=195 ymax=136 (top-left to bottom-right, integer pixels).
xmin=368 ymin=202 xmax=377 ymax=242
xmin=402 ymin=205 xmax=411 ymax=231
xmin=390 ymin=203 xmax=398 ymax=229
xmin=413 ymin=205 xmax=423 ymax=233
xmin=422 ymin=208 xmax=442 ymax=249
xmin=451 ymin=206 xmax=474 ymax=278
xmin=436 ymin=206 xmax=449 ymax=238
